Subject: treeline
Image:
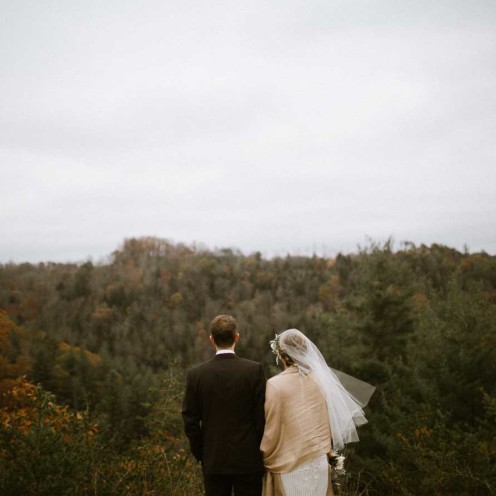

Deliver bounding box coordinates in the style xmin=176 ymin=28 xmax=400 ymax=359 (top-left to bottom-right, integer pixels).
xmin=0 ymin=237 xmax=495 ymax=495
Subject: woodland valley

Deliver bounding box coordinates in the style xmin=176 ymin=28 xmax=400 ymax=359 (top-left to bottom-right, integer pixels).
xmin=0 ymin=237 xmax=495 ymax=495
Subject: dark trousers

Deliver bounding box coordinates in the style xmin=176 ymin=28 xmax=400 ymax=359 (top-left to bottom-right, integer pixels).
xmin=203 ymin=472 xmax=263 ymax=496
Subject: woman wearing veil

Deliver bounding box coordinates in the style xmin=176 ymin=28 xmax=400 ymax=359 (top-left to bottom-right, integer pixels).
xmin=260 ymin=329 xmax=375 ymax=496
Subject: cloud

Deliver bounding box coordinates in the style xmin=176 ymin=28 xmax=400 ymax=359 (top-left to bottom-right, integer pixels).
xmin=1 ymin=0 xmax=495 ymax=262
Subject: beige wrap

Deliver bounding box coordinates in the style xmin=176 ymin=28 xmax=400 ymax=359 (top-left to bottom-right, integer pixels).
xmin=260 ymin=367 xmax=334 ymax=496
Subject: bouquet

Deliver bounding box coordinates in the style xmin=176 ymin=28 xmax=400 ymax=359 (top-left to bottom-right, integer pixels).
xmin=329 ymin=449 xmax=346 ymax=479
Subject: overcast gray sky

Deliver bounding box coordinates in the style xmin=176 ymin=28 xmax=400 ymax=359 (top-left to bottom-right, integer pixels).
xmin=1 ymin=0 xmax=495 ymax=263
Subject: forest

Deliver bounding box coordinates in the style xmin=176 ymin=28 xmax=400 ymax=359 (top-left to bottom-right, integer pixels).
xmin=0 ymin=236 xmax=495 ymax=495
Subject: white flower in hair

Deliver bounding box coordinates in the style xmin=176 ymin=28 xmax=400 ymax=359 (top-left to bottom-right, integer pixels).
xmin=269 ymin=334 xmax=281 ymax=364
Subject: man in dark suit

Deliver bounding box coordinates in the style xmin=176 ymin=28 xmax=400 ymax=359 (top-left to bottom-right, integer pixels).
xmin=182 ymin=314 xmax=266 ymax=496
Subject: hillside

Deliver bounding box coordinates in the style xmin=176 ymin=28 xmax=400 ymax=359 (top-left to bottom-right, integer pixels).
xmin=1 ymin=237 xmax=495 ymax=495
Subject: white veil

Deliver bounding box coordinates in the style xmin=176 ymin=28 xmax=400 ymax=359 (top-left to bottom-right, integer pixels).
xmin=273 ymin=328 xmax=375 ymax=451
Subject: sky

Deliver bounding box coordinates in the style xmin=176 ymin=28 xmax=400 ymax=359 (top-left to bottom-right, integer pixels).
xmin=1 ymin=0 xmax=496 ymax=263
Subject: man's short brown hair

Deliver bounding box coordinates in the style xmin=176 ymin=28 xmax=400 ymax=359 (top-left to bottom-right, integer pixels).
xmin=210 ymin=315 xmax=237 ymax=347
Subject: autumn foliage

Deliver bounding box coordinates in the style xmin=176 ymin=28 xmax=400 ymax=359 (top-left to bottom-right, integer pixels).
xmin=0 ymin=238 xmax=495 ymax=495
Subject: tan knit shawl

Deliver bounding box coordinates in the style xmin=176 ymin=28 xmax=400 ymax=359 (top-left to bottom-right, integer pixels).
xmin=261 ymin=366 xmax=334 ymax=496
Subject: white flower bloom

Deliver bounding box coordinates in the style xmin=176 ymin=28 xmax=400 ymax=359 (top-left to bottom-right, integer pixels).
xmin=329 ymin=451 xmax=346 ymax=478
xmin=336 ymin=455 xmax=345 ymax=471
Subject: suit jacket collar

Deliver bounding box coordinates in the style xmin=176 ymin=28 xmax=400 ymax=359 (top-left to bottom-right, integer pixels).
xmin=213 ymin=353 xmax=238 ymax=360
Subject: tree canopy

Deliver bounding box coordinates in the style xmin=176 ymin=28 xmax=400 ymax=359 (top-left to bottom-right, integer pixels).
xmin=1 ymin=237 xmax=495 ymax=495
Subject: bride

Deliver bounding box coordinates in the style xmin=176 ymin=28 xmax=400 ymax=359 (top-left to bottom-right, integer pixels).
xmin=260 ymin=329 xmax=375 ymax=496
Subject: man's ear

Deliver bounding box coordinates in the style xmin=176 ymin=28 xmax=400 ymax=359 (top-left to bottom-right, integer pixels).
xmin=234 ymin=333 xmax=240 ymax=344
xmin=209 ymin=335 xmax=216 ymax=347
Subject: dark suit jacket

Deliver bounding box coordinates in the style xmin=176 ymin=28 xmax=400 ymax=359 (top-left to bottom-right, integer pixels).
xmin=182 ymin=353 xmax=266 ymax=474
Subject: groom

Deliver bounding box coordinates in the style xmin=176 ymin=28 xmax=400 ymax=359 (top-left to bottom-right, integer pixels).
xmin=182 ymin=315 xmax=266 ymax=496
